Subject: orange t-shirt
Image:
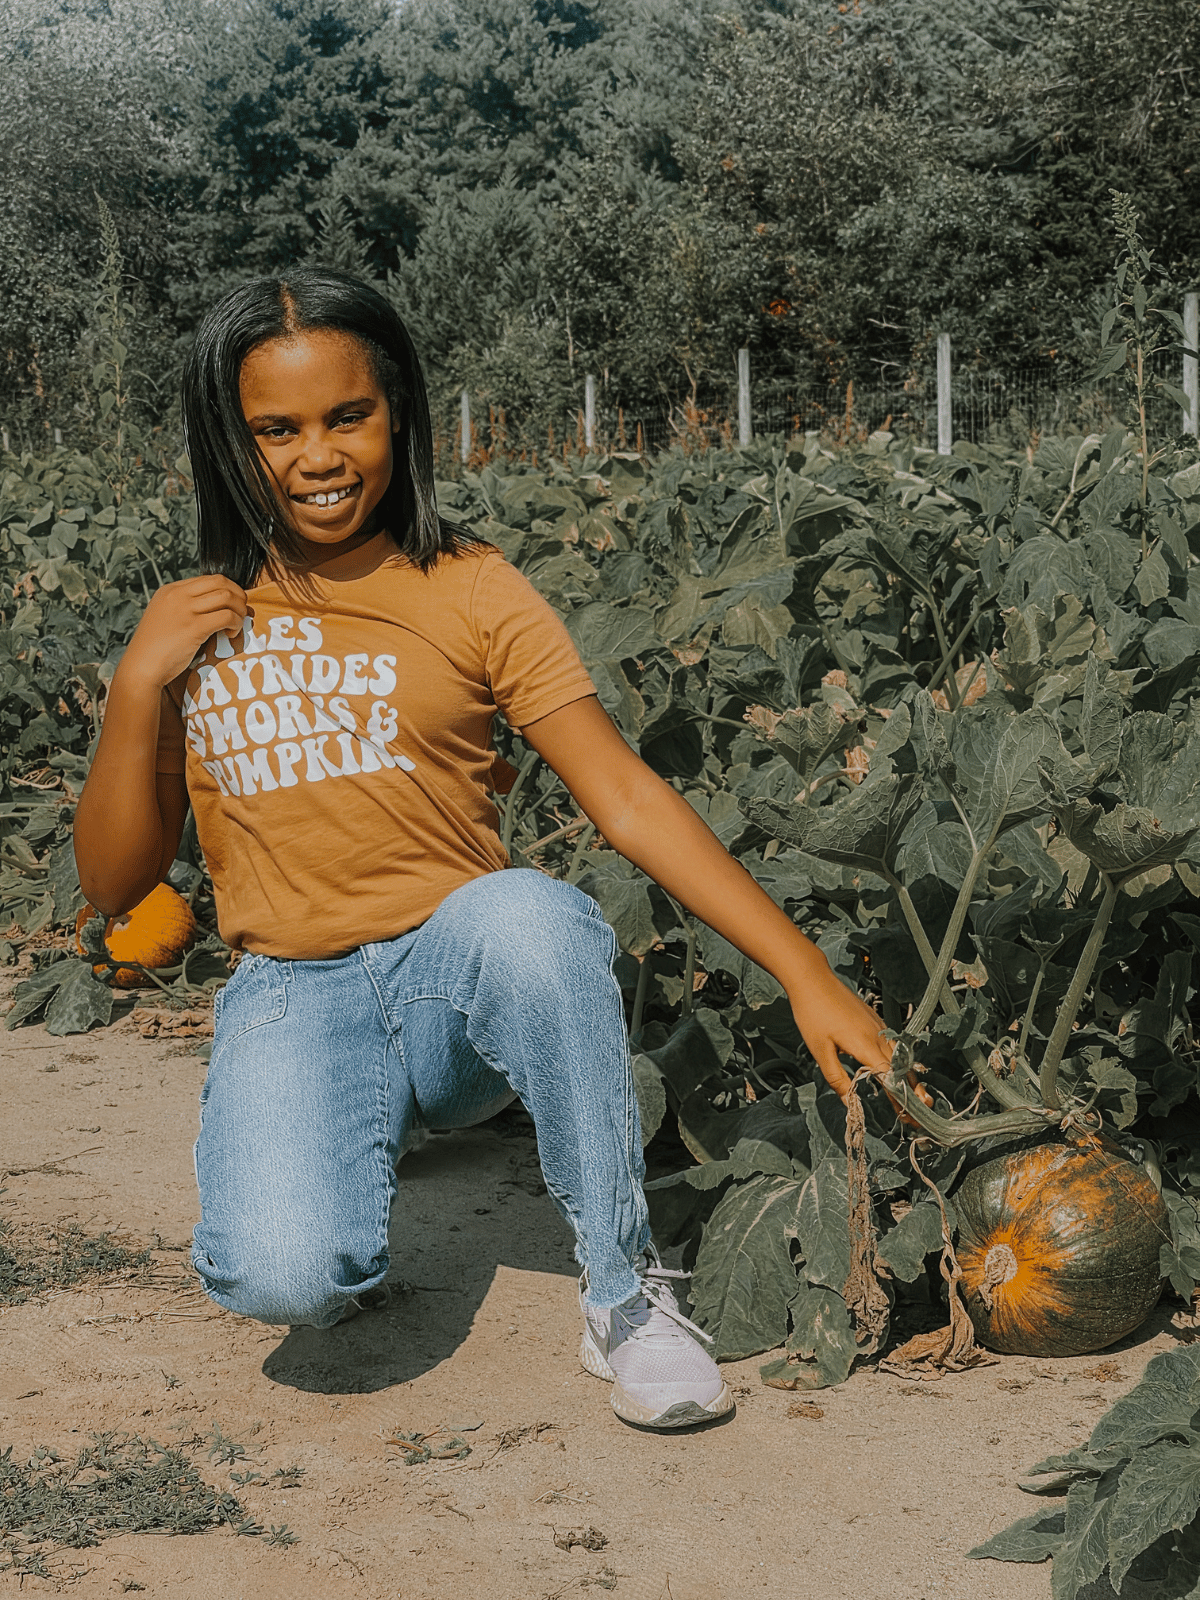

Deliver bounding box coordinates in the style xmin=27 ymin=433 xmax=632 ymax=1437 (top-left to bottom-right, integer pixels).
xmin=156 ymin=537 xmax=597 ymax=958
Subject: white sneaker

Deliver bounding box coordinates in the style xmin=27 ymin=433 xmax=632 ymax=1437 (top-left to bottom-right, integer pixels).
xmin=580 ymin=1248 xmax=734 ymax=1429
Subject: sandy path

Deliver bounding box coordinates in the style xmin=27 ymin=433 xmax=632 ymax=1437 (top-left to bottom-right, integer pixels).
xmin=1 ymin=1000 xmax=1179 ymax=1599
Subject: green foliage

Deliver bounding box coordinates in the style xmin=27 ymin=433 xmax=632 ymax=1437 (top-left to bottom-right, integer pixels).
xmin=969 ymin=1345 xmax=1200 ymax=1597
xmin=0 ymin=441 xmax=198 ymax=948
xmin=0 ymin=1221 xmax=151 ymax=1305
xmin=4 ymin=0 xmax=1197 ymax=438
xmin=436 ymin=408 xmax=1198 ymax=1382
xmin=0 ymin=1429 xmax=258 ymax=1574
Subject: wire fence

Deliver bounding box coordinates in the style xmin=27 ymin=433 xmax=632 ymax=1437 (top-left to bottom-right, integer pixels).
xmin=434 ymin=343 xmax=1194 ymax=472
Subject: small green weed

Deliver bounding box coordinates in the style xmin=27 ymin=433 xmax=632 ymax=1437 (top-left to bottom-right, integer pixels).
xmin=0 ymin=1219 xmax=151 ymax=1305
xmin=0 ymin=1432 xmax=246 ymax=1570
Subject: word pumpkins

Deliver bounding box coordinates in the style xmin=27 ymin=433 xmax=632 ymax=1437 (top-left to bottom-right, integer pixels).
xmin=75 ymin=883 xmax=196 ymax=989
xmin=956 ymin=1140 xmax=1169 ymax=1358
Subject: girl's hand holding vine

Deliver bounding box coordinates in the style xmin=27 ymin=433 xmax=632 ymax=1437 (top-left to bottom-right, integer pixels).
xmin=522 ymin=696 xmax=934 ymax=1120
xmin=120 ymin=576 xmax=248 ymax=690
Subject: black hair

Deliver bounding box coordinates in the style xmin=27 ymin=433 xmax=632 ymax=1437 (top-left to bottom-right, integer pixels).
xmin=181 ymin=268 xmax=473 ymax=588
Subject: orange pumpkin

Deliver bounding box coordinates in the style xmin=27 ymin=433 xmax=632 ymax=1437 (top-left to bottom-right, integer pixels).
xmin=75 ymin=883 xmax=197 ymax=989
xmin=956 ymin=1140 xmax=1170 ymax=1358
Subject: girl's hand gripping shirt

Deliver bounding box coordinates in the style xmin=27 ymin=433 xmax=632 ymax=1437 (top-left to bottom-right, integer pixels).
xmin=155 ymin=542 xmax=597 ymax=958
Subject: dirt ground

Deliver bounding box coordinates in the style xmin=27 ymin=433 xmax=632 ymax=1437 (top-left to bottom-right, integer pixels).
xmin=1 ymin=985 xmax=1189 ymax=1600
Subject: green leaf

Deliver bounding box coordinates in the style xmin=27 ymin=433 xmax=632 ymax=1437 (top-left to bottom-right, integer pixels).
xmin=972 ymin=710 xmax=1061 ymax=839
xmin=758 ymin=701 xmax=848 ymax=781
xmin=644 ymin=1010 xmax=729 ymax=1104
xmin=744 ymin=766 xmax=923 ymax=879
xmin=796 ymin=1156 xmax=850 ymax=1290
xmin=1046 ymin=798 xmax=1195 ymax=878
xmin=780 ymin=1284 xmax=858 ymax=1388
xmin=1080 ymin=655 xmax=1123 ymax=780
xmin=966 ymin=1510 xmax=1065 ymax=1563
xmin=45 ymin=961 xmax=114 ymax=1034
xmin=694 ymin=922 xmax=785 ymax=1009
xmin=877 ymin=1199 xmax=945 ymax=1283
xmin=689 ymin=1173 xmax=805 ymax=1360
xmin=1108 ymin=1442 xmax=1200 ymax=1591
xmin=47 ymin=839 xmax=84 ymax=924
xmin=631 ymin=1053 xmax=667 ymax=1146
xmin=1050 ymin=1471 xmax=1120 ymax=1600
xmin=1135 ymin=548 xmax=1171 ymax=607
xmin=6 ymin=960 xmax=75 ymax=1028
xmin=1089 ymin=1345 xmax=1200 ymax=1455
xmin=565 ymin=601 xmax=660 ymax=665
xmin=574 ymin=855 xmax=674 ymax=956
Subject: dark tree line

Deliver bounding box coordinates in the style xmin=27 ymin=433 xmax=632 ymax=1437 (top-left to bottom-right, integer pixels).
xmin=2 ymin=0 xmax=1197 ymax=447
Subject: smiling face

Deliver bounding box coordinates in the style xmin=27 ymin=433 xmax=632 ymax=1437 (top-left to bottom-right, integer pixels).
xmin=239 ymin=328 xmax=400 ymax=562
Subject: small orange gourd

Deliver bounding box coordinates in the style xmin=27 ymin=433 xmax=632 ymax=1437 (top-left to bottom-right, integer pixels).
xmin=75 ymin=883 xmax=197 ymax=989
xmin=956 ymin=1140 xmax=1170 ymax=1359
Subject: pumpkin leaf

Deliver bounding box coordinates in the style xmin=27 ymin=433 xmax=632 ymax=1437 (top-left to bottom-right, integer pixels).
xmin=631 ymin=1053 xmax=667 ymax=1147
xmin=778 ymin=1284 xmax=858 ymax=1389
xmin=795 ymin=1157 xmax=850 ymax=1290
xmin=1049 ymin=1471 xmax=1122 ymax=1600
xmin=688 ymin=1173 xmax=805 ymax=1361
xmin=1107 ymin=1442 xmax=1200 ymax=1592
xmin=743 ymin=766 xmax=923 ymax=879
xmin=1088 ymin=1346 xmax=1200 ymax=1455
xmin=573 ymin=855 xmax=674 ymax=957
xmin=47 ymin=838 xmax=84 ymax=924
xmin=877 ymin=1199 xmax=947 ymax=1283
xmin=966 ymin=1510 xmax=1065 ymax=1563
xmin=22 ymin=957 xmax=114 ymax=1035
xmin=5 ymin=959 xmax=79 ymax=1029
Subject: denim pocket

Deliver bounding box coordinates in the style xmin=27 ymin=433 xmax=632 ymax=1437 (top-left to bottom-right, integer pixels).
xmin=210 ymin=954 xmax=287 ymax=1064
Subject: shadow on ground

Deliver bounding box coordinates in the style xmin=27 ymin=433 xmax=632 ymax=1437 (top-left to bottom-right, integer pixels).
xmin=262 ymin=1111 xmax=578 ymax=1394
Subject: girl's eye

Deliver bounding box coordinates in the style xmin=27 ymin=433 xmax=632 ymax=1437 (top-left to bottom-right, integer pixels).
xmin=335 ymin=412 xmax=366 ymax=428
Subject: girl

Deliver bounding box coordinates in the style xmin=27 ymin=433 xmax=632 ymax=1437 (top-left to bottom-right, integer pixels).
xmin=74 ymin=268 xmax=896 ymax=1432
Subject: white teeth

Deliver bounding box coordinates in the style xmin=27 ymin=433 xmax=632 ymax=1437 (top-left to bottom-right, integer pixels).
xmin=300 ymin=486 xmax=352 ymax=506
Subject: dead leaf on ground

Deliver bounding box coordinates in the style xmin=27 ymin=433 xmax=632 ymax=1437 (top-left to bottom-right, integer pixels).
xmin=881 ymin=1323 xmax=998 ymax=1377
xmin=1080 ymin=1361 xmax=1126 ymax=1382
xmin=996 ymin=1377 xmax=1035 ymax=1393
xmin=128 ymin=1006 xmax=213 ymax=1039
xmin=553 ymin=1525 xmax=608 ymax=1553
xmin=787 ymin=1401 xmax=825 ymax=1420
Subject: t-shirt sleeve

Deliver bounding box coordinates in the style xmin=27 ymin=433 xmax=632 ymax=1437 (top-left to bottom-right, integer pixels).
xmin=472 ymin=552 xmax=598 ymax=729
xmin=155 ymin=680 xmax=188 ymax=775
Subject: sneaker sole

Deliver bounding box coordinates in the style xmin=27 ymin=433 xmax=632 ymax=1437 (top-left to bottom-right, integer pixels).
xmin=579 ymin=1331 xmax=734 ymax=1429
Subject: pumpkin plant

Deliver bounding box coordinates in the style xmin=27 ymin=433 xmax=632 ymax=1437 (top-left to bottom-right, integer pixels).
xmin=970 ymin=1342 xmax=1200 ymax=1599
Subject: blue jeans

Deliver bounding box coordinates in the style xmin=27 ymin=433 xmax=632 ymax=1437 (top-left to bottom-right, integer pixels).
xmin=191 ymin=869 xmax=650 ymax=1326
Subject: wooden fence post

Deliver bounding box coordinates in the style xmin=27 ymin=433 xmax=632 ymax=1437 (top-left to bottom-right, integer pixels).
xmin=585 ymin=374 xmax=596 ymax=450
xmin=937 ymin=333 xmax=952 ymax=455
xmin=1 ymin=428 xmax=8 ymax=453
xmin=1184 ymin=292 xmax=1199 ymax=437
xmin=54 ymin=427 xmax=62 ymax=447
xmin=737 ymin=348 xmax=751 ymax=447
xmin=460 ymin=389 xmax=470 ymax=464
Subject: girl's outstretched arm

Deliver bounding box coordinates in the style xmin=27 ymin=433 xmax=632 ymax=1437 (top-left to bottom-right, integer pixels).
xmin=74 ymin=577 xmax=246 ymax=915
xmin=521 ymin=694 xmax=909 ymax=1102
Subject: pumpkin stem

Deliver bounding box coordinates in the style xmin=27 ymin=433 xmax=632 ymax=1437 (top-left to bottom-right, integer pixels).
xmin=979 ymin=1243 xmax=1019 ymax=1311
xmin=885 ymin=867 xmax=1036 ymax=1114
xmin=879 ymin=1066 xmax=1056 ymax=1148
xmin=1038 ymin=872 xmax=1119 ymax=1113
xmin=906 ymin=821 xmax=1003 ymax=1040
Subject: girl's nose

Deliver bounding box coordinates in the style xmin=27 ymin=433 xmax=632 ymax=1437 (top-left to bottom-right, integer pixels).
xmin=297 ymin=429 xmax=344 ymax=472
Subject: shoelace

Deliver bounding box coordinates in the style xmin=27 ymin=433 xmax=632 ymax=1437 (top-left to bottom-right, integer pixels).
xmin=618 ymin=1248 xmax=713 ymax=1345
xmin=622 ymin=1274 xmax=714 ymax=1345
